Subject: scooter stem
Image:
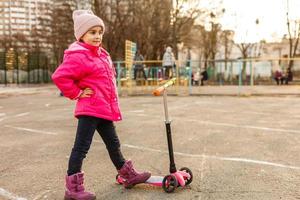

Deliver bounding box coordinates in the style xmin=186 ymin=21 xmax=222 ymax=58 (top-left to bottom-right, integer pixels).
xmin=163 ymin=90 xmax=177 ymax=173
xmin=163 ymin=90 xmax=170 ymax=122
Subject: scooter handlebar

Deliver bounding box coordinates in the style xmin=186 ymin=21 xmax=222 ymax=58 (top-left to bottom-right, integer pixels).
xmin=153 ymin=78 xmax=176 ymax=96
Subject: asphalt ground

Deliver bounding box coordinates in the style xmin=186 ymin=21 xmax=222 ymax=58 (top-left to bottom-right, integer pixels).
xmin=1 ymin=87 xmax=300 ymax=199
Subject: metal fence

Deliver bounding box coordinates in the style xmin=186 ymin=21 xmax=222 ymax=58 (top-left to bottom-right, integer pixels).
xmin=188 ymin=59 xmax=299 ymax=86
xmin=1 ymin=49 xmax=300 ymax=96
xmin=0 ymin=49 xmax=56 ymax=85
xmin=115 ymin=58 xmax=300 ymax=95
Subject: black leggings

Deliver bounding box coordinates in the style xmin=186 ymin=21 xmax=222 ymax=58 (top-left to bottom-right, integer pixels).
xmin=67 ymin=116 xmax=125 ymax=175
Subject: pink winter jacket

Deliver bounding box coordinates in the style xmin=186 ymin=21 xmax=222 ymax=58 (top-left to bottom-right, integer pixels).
xmin=52 ymin=42 xmax=122 ymax=121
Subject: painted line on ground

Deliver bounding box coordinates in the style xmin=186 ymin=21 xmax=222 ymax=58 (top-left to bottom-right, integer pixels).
xmin=204 ymin=108 xmax=271 ymax=116
xmin=200 ymin=147 xmax=207 ymax=182
xmin=14 ymin=112 xmax=30 ymax=117
xmin=123 ymin=144 xmax=300 ymax=170
xmin=0 ymin=188 xmax=27 ymax=200
xmin=5 ymin=125 xmax=58 ymax=135
xmin=185 ymin=119 xmax=300 ymax=134
xmin=0 ymin=112 xmax=30 ymax=122
xmin=51 ymin=107 xmax=73 ymax=112
xmin=198 ymin=147 xmax=207 ymax=200
xmin=129 ymin=110 xmax=145 ymax=113
xmin=32 ymin=189 xmax=51 ymax=200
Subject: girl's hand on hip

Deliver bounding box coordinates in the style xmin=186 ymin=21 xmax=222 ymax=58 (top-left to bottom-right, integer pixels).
xmin=80 ymin=88 xmax=94 ymax=98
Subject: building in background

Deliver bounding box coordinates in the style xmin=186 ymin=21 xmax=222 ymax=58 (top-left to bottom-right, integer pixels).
xmin=75 ymin=0 xmax=94 ymax=10
xmin=0 ymin=0 xmax=53 ymax=50
xmin=0 ymin=0 xmax=94 ymax=84
xmin=0 ymin=0 xmax=93 ymax=51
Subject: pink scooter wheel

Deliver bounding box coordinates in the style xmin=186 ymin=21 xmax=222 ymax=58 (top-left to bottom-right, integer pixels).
xmin=162 ymin=174 xmax=178 ymax=193
xmin=179 ymin=167 xmax=193 ymax=185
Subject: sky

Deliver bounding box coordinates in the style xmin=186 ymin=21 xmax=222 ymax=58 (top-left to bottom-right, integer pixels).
xmin=190 ymin=0 xmax=300 ymax=43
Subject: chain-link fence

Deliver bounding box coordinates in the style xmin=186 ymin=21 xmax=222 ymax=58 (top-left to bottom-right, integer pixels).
xmin=188 ymin=58 xmax=300 ymax=85
xmin=0 ymin=49 xmax=56 ymax=85
xmin=114 ymin=58 xmax=300 ymax=95
xmin=1 ymin=51 xmax=300 ymax=96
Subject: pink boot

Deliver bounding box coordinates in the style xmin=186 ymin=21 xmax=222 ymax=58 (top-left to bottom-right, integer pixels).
xmin=64 ymin=172 xmax=96 ymax=200
xmin=118 ymin=160 xmax=151 ymax=188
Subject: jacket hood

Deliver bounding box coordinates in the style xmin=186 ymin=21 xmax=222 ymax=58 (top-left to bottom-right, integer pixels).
xmin=64 ymin=41 xmax=109 ymax=57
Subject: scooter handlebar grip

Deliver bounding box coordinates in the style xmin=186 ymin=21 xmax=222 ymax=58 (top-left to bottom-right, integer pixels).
xmin=152 ymin=78 xmax=176 ymax=96
xmin=153 ymin=86 xmax=165 ymax=96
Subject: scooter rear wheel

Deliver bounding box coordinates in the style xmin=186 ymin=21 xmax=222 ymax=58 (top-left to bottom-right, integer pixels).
xmin=179 ymin=167 xmax=193 ymax=185
xmin=162 ymin=174 xmax=178 ymax=193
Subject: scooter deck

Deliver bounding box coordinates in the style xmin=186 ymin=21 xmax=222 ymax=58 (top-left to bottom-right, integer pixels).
xmin=145 ymin=176 xmax=164 ymax=186
xmin=117 ymin=175 xmax=164 ymax=187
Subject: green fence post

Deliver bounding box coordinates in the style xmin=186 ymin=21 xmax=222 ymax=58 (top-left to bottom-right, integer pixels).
xmin=230 ymin=61 xmax=233 ymax=85
xmin=188 ymin=64 xmax=192 ymax=95
xmin=27 ymin=52 xmax=30 ymax=84
xmin=37 ymin=52 xmax=40 ymax=83
xmin=238 ymin=60 xmax=242 ymax=96
xmin=4 ymin=50 xmax=7 ymax=85
xmin=16 ymin=51 xmax=19 ymax=85
xmin=218 ymin=62 xmax=223 ymax=86
xmin=250 ymin=60 xmax=254 ymax=86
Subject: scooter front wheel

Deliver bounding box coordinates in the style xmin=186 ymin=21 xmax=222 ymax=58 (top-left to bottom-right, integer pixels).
xmin=179 ymin=167 xmax=193 ymax=185
xmin=162 ymin=174 xmax=178 ymax=193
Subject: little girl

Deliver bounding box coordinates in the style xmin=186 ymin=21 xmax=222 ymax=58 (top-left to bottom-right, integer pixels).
xmin=52 ymin=10 xmax=151 ymax=200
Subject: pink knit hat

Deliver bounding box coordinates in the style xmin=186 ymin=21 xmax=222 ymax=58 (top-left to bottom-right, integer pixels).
xmin=72 ymin=10 xmax=105 ymax=40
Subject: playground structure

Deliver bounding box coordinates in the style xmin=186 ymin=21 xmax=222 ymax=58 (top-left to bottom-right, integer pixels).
xmin=1 ymin=44 xmax=300 ymax=96
xmin=113 ymin=57 xmax=300 ymax=96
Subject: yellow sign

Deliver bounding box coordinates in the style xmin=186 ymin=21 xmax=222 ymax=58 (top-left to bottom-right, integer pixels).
xmin=125 ymin=40 xmax=136 ymax=70
xmin=124 ymin=40 xmax=137 ymax=94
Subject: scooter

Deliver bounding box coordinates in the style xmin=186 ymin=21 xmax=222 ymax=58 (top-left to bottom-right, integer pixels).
xmin=116 ymin=78 xmax=193 ymax=193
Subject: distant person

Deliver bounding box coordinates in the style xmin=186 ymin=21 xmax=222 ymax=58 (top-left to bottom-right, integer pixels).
xmin=52 ymin=10 xmax=150 ymax=200
xmin=162 ymin=46 xmax=175 ymax=79
xmin=200 ymin=68 xmax=208 ymax=86
xmin=133 ymin=50 xmax=147 ymax=80
xmin=193 ymin=70 xmax=200 ymax=86
xmin=285 ymin=68 xmax=293 ymax=85
xmin=274 ymin=68 xmax=284 ymax=85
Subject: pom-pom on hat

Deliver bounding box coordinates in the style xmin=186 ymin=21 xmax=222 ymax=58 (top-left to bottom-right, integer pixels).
xmin=72 ymin=10 xmax=105 ymax=40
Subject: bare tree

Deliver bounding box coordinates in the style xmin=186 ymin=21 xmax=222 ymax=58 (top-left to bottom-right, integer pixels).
xmin=93 ymin=0 xmax=135 ymax=60
xmin=183 ymin=20 xmax=223 ymax=70
xmin=53 ymin=3 xmax=74 ymax=64
xmin=93 ymin=0 xmax=200 ymax=60
xmin=235 ymin=42 xmax=255 ymax=81
xmin=136 ymin=0 xmax=173 ymax=60
xmin=196 ymin=19 xmax=222 ymax=69
xmin=286 ymin=0 xmax=300 ymax=71
xmin=181 ymin=2 xmax=224 ymax=69
xmin=220 ymin=30 xmax=234 ymax=70
xmin=171 ymin=0 xmax=201 ymax=59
